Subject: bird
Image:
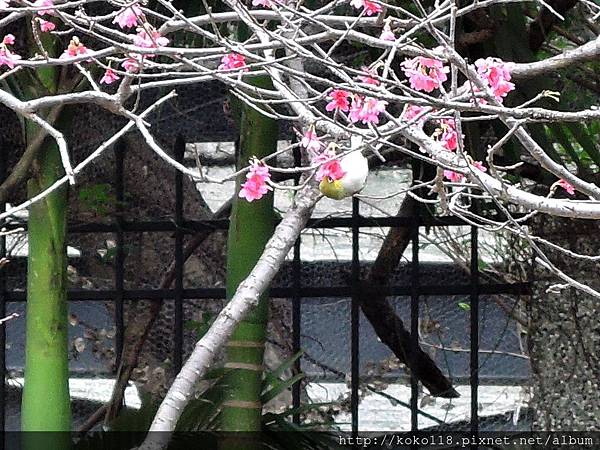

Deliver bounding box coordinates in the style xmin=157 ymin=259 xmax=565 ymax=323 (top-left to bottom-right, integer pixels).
xmin=319 ymin=137 xmax=369 ymax=200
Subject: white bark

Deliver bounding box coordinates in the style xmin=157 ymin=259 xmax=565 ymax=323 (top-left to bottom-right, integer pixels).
xmin=401 ymin=126 xmax=600 ymax=219
xmin=137 ymin=182 xmax=321 ymax=450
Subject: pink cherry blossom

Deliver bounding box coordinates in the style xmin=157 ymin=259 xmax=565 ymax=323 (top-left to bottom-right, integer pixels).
xmin=357 ymin=66 xmax=380 ymax=85
xmin=252 ymin=0 xmax=273 ymax=7
xmin=401 ymin=104 xmax=428 ymax=126
xmin=360 ymin=97 xmax=387 ymax=124
xmin=558 ymin=179 xmax=575 ymax=195
xmin=317 ymin=160 xmax=345 ymax=182
xmin=0 ymin=1 xmax=10 ymax=10
xmin=363 ymin=0 xmax=382 ymax=15
xmin=444 ymin=161 xmax=486 ymax=184
xmin=472 ymin=160 xmax=487 ymax=173
xmin=434 ymin=119 xmax=460 ymax=151
xmin=33 ymin=0 xmax=55 ymax=16
xmin=122 ymin=55 xmax=142 ymax=73
xmin=0 ymin=34 xmax=19 ymax=69
xmin=401 ymin=53 xmax=449 ymax=93
xmin=38 ymin=19 xmax=56 ymax=32
xmin=239 ymin=160 xmax=272 ymax=202
xmin=100 ymin=68 xmax=120 ymax=85
xmin=301 ymin=127 xmax=323 ymax=154
xmin=134 ymin=27 xmax=169 ymax=48
xmin=348 ymin=95 xmax=364 ymax=124
xmin=0 ymin=48 xmax=21 ymax=69
xmin=60 ymin=37 xmax=90 ymax=59
xmin=349 ymin=95 xmax=387 ymax=125
xmin=218 ymin=53 xmax=248 ymax=71
xmin=325 ymin=89 xmax=350 ymax=112
xmin=312 ymin=148 xmax=346 ymax=182
xmin=113 ymin=4 xmax=144 ymax=29
xmin=2 ymin=34 xmax=15 ymax=45
xmin=350 ymin=0 xmax=382 ymax=15
xmin=380 ymin=23 xmax=395 ymax=41
xmin=463 ymin=82 xmax=487 ymax=105
xmin=349 ymin=0 xmax=379 ymax=15
xmin=474 ymin=57 xmax=515 ymax=102
xmin=443 ymin=170 xmax=464 ymax=183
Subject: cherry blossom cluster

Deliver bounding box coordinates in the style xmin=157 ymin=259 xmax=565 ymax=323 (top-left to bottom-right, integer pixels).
xmin=474 ymin=57 xmax=515 ymax=102
xmin=0 ymin=0 xmax=592 ymax=212
xmin=401 ymin=53 xmax=450 ymax=93
xmin=311 ymin=147 xmax=346 ymax=183
xmin=398 ymin=52 xmax=518 ymax=183
xmin=219 ymin=53 xmax=248 ymax=72
xmin=350 ymin=0 xmax=383 ymax=16
xmin=232 ymin=46 xmax=539 ymax=200
xmin=0 ymin=34 xmax=20 ymax=68
xmin=0 ymin=1 xmax=170 ymax=81
xmin=299 ymin=127 xmax=346 ymax=183
xmin=325 ymin=89 xmax=387 ymax=126
xmin=239 ymin=159 xmax=273 ymax=202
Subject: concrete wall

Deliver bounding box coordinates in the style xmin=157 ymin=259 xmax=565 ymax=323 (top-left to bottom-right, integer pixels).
xmin=529 ymin=216 xmax=600 ymax=430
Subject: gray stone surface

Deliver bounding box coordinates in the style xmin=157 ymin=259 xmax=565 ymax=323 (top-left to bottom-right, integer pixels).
xmin=529 ymin=216 xmax=600 ymax=430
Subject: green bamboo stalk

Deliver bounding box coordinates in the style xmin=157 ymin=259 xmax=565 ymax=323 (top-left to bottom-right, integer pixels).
xmin=221 ymin=75 xmax=278 ymax=433
xmin=17 ymin=25 xmax=72 ymax=439
xmin=21 ymin=129 xmax=71 ymax=434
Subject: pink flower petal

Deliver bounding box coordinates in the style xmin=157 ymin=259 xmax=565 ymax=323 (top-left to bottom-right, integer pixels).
xmin=113 ymin=4 xmax=144 ymax=29
xmin=218 ymin=53 xmax=248 ymax=71
xmin=2 ymin=34 xmax=15 ymax=45
xmin=558 ymin=179 xmax=575 ymax=195
xmin=100 ymin=68 xmax=120 ymax=85
xmin=39 ymin=19 xmax=56 ymax=32
xmin=326 ymin=89 xmax=350 ymax=112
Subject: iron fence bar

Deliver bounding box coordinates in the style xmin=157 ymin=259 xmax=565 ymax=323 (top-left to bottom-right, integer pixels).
xmin=312 ymin=374 xmax=531 ymax=386
xmin=291 ymin=139 xmax=302 ymax=425
xmin=0 ymin=282 xmax=530 ymax=302
xmin=410 ymin=218 xmax=420 ymax=432
xmin=0 ymin=148 xmax=6 ymax=437
xmin=292 ymin=238 xmax=301 ymax=424
xmin=1 ymin=213 xmax=532 ymax=234
xmin=173 ymin=137 xmax=185 ymax=373
xmin=114 ymin=141 xmax=125 ymax=370
xmin=470 ymin=226 xmax=480 ymax=438
xmin=350 ymin=197 xmax=360 ymax=435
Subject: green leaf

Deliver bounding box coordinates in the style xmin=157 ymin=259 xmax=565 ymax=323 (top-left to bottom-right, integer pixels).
xmin=565 ymin=123 xmax=600 ymax=166
xmin=261 ymin=373 xmax=305 ymax=405
xmin=186 ymin=313 xmax=215 ymax=338
xmin=458 ymin=302 xmax=471 ymax=311
xmin=546 ymin=124 xmax=582 ymax=169
xmin=78 ymin=183 xmax=115 ymax=216
xmin=478 ymin=258 xmax=488 ymax=271
xmin=267 ymin=350 xmax=304 ymax=382
xmin=265 ymin=402 xmax=339 ymax=420
xmin=109 ymin=391 xmax=159 ymax=432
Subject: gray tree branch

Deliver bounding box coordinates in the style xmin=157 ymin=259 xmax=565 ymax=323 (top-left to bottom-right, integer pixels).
xmin=137 ymin=182 xmax=321 ymax=449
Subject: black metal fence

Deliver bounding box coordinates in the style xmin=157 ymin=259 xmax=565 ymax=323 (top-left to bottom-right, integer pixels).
xmin=0 ymin=137 xmax=530 ymax=436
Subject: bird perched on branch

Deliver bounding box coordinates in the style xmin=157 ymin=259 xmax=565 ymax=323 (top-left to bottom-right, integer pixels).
xmin=318 ymin=137 xmax=369 ymax=200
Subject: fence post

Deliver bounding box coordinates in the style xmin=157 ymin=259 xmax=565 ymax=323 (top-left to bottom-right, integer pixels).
xmin=292 ymin=142 xmax=302 ymax=425
xmin=174 ymin=136 xmax=185 ymax=373
xmin=114 ymin=140 xmax=125 ymax=371
xmin=470 ymin=226 xmax=480 ymax=440
xmin=351 ymin=196 xmax=360 ymax=435
xmin=0 ymin=139 xmax=6 ymax=440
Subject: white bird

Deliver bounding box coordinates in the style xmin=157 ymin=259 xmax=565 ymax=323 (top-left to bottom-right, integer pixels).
xmin=319 ymin=136 xmax=369 ymax=200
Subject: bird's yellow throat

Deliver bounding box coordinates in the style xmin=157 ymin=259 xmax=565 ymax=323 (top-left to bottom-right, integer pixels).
xmin=319 ymin=179 xmax=346 ymax=200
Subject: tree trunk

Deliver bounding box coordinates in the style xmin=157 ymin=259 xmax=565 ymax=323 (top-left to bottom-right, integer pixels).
xmin=221 ymin=76 xmax=278 ymax=433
